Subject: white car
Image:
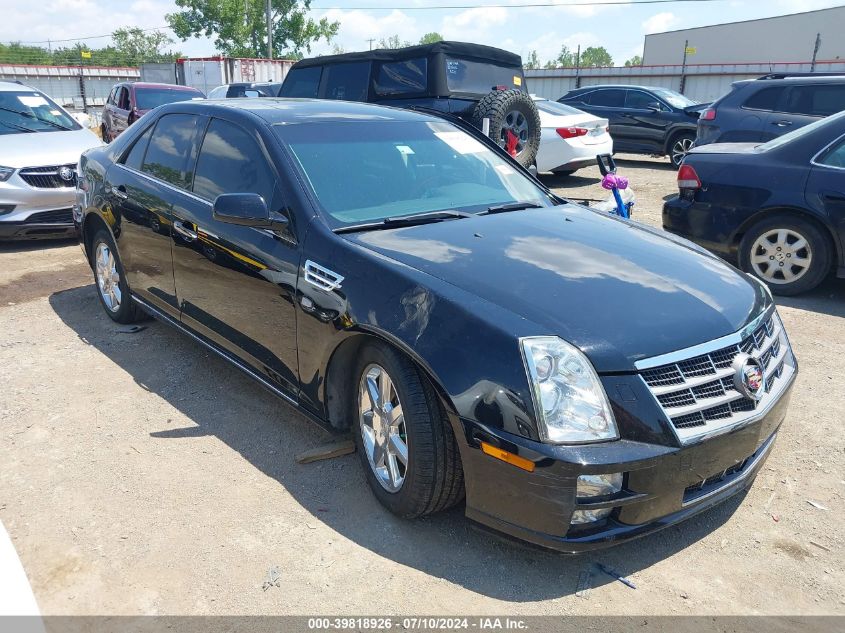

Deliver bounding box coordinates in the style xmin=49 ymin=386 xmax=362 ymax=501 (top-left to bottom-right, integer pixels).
xmin=532 ymin=97 xmax=612 ymax=175
xmin=0 ymin=81 xmax=102 ymax=240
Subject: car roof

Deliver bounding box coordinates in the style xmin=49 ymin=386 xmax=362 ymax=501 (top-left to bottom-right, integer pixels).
xmin=0 ymin=80 xmax=37 ymax=92
xmin=158 ymin=97 xmax=441 ymax=124
xmin=131 ymin=82 xmax=202 ymax=91
xmin=755 ymin=75 xmax=845 ymax=84
xmin=290 ymin=40 xmax=522 ymax=70
xmin=568 ymin=85 xmax=663 ymax=92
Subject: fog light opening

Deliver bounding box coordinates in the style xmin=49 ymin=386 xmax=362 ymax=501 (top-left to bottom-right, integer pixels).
xmin=571 ymin=473 xmax=624 ymax=525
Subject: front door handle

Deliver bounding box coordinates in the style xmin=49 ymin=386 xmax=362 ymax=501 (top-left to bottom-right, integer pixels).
xmin=113 ymin=185 xmax=128 ymax=199
xmin=173 ymin=220 xmax=198 ymax=241
xmin=772 ymin=120 xmax=793 ymax=127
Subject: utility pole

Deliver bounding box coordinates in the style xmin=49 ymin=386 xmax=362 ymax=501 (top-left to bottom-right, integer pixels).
xmin=679 ymin=38 xmax=689 ymax=94
xmin=811 ymin=32 xmax=821 ymax=72
xmin=266 ymin=0 xmax=273 ymax=59
xmin=366 ymin=38 xmax=376 ymax=51
xmin=574 ymin=44 xmax=581 ymax=88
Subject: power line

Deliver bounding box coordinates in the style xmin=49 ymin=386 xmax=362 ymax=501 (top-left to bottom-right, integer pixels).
xmin=11 ymin=25 xmax=173 ymax=45
xmin=312 ymin=0 xmax=728 ymax=9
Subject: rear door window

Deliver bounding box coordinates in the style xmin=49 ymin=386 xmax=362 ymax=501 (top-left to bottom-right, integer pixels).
xmin=743 ymin=87 xmax=784 ymax=112
xmin=280 ymin=67 xmax=322 ymax=98
xmin=193 ymin=118 xmax=275 ymax=205
xmin=785 ymin=84 xmax=845 ymax=117
xmin=444 ymin=58 xmax=523 ymax=94
xmin=322 ymin=62 xmax=370 ymax=101
xmin=374 ymin=58 xmax=427 ymax=96
xmin=587 ymin=89 xmax=625 ymax=107
xmin=141 ymin=114 xmax=203 ymax=190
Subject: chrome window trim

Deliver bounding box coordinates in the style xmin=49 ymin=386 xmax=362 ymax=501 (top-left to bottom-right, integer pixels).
xmin=809 ymin=131 xmax=845 ymax=172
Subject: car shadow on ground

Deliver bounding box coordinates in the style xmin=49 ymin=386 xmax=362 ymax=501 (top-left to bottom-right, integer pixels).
xmin=50 ymin=284 xmax=749 ymax=602
xmin=775 ymin=276 xmax=845 ymax=319
xmin=539 ymin=173 xmax=602 ymax=192
xmin=614 ymin=156 xmax=676 ymax=171
xmin=0 ymin=237 xmax=77 ymax=254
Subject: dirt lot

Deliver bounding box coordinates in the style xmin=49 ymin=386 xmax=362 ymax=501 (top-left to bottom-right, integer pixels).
xmin=1 ymin=156 xmax=843 ymax=616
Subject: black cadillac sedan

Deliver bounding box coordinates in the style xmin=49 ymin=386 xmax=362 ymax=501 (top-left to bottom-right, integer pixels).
xmin=74 ymin=99 xmax=796 ymax=552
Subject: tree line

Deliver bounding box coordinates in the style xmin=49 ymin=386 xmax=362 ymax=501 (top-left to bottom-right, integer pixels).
xmin=524 ymin=45 xmax=642 ymax=69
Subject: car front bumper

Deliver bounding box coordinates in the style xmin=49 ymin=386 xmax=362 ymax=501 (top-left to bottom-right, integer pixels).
xmin=459 ymin=374 xmax=793 ymax=553
xmin=0 ymin=176 xmax=77 ymax=240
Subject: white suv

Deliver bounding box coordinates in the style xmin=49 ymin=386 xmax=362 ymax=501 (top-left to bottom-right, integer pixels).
xmin=0 ymin=81 xmax=102 ymax=240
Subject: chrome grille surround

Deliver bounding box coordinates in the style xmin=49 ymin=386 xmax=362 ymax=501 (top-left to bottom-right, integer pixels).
xmin=635 ymin=309 xmax=796 ymax=444
xmin=19 ymin=164 xmax=77 ymax=189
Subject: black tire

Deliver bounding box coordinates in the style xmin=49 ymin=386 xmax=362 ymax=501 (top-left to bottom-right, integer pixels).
xmin=668 ymin=131 xmax=695 ymax=168
xmin=100 ymin=124 xmax=109 ymax=143
xmin=353 ymin=341 xmax=464 ymax=518
xmin=739 ymin=214 xmax=831 ymax=296
xmin=471 ymin=89 xmax=541 ymax=168
xmin=90 ymin=229 xmax=145 ymax=324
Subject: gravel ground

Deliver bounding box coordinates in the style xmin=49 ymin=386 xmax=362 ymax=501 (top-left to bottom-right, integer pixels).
xmin=1 ymin=155 xmax=843 ymax=616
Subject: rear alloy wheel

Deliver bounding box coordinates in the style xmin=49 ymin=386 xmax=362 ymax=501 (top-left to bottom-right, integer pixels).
xmin=353 ymin=341 xmax=464 ymax=518
xmin=91 ymin=229 xmax=144 ymax=323
xmin=670 ymin=133 xmax=695 ymax=168
xmin=739 ymin=215 xmax=831 ymax=295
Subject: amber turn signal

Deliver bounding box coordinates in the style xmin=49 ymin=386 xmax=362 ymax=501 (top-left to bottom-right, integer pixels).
xmin=480 ymin=442 xmax=535 ymax=472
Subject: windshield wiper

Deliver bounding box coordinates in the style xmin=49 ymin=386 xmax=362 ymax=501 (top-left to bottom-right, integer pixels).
xmin=0 ymin=119 xmax=36 ymax=133
xmin=335 ymin=210 xmax=473 ymax=234
xmin=0 ymin=106 xmax=72 ymax=131
xmin=482 ymin=201 xmax=544 ymax=215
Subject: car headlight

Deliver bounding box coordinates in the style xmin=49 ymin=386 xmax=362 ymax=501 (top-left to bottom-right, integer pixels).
xmin=0 ymin=166 xmax=15 ymax=182
xmin=521 ymin=336 xmax=618 ymax=444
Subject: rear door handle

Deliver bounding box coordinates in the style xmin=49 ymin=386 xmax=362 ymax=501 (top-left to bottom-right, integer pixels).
xmin=772 ymin=120 xmax=793 ymax=127
xmin=173 ymin=220 xmax=198 ymax=241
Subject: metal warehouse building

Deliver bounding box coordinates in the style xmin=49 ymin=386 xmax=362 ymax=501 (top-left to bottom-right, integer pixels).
xmin=643 ymin=6 xmax=845 ymax=66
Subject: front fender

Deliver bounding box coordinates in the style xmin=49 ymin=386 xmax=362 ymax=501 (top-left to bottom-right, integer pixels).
xmin=295 ymin=222 xmax=543 ymax=442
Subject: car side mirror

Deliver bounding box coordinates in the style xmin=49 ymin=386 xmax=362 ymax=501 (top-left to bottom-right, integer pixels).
xmin=212 ymin=193 xmax=286 ymax=229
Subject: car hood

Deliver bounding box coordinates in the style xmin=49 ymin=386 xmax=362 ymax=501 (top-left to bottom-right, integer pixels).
xmin=0 ymin=127 xmax=102 ymax=168
xmin=346 ymin=204 xmax=768 ymax=372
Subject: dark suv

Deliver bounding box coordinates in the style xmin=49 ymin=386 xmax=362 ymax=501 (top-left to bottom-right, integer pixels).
xmin=279 ymin=41 xmax=542 ymax=167
xmin=559 ymin=85 xmax=706 ymax=167
xmin=696 ymin=74 xmax=845 ymax=147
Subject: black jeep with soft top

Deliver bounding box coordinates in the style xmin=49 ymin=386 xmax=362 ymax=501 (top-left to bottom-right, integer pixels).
xmin=279 ymin=41 xmax=542 ymax=167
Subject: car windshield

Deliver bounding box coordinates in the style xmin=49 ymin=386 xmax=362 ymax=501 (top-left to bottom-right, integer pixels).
xmin=652 ymin=88 xmax=699 ymax=108
xmin=275 ymin=120 xmax=552 ymax=228
xmin=535 ymin=100 xmax=584 ymax=116
xmin=0 ymin=90 xmax=80 ymax=134
xmin=135 ymin=88 xmax=203 ymax=110
xmin=756 ymin=108 xmax=845 ymax=152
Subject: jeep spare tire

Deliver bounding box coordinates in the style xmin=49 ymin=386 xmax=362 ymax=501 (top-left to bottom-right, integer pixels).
xmin=471 ymin=89 xmax=541 ymax=168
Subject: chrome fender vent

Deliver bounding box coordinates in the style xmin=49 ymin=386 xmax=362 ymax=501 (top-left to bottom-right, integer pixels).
xmin=304 ymin=260 xmax=344 ymax=291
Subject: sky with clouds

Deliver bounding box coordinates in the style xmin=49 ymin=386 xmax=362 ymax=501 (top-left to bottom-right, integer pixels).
xmin=0 ymin=0 xmax=842 ymax=66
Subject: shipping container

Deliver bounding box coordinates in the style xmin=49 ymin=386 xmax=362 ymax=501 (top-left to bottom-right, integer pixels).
xmin=176 ymin=57 xmax=295 ymax=95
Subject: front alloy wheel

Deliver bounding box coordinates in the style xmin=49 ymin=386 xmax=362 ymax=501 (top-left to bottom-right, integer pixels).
xmin=353 ymin=342 xmax=464 ymax=518
xmin=359 ymin=363 xmax=409 ymax=492
xmin=95 ymin=241 xmax=122 ymax=313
